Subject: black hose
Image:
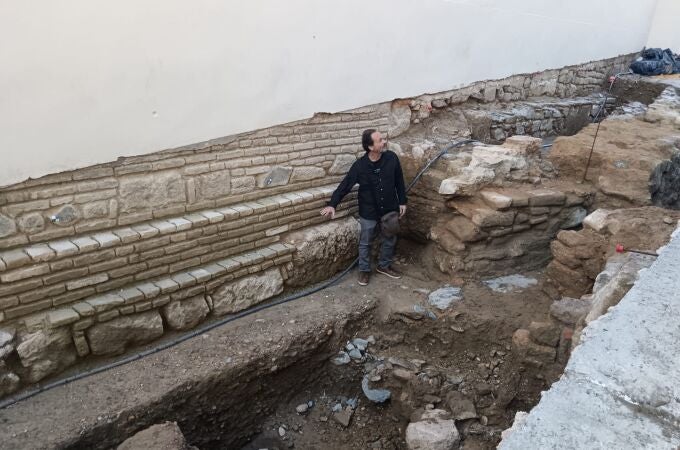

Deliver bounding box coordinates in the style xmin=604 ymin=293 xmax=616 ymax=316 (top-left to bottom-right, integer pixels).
xmin=0 ymin=138 xmax=475 ymax=410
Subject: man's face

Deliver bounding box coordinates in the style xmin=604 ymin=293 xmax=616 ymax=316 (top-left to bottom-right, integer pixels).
xmin=370 ymin=131 xmax=387 ymax=153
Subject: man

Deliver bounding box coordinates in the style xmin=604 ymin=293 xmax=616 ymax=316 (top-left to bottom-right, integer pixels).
xmin=320 ymin=129 xmax=407 ymax=286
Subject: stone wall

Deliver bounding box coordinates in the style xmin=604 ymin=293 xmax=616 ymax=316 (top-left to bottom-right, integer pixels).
xmin=0 ymin=53 xmax=637 ymax=398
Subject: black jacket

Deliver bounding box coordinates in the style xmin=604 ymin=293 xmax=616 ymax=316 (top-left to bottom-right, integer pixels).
xmin=328 ymin=150 xmax=407 ymax=220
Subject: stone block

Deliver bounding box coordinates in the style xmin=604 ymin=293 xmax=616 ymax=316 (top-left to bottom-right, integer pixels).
xmin=438 ymin=167 xmax=495 ymax=196
xmin=195 ymin=170 xmax=231 ymax=200
xmin=66 ymin=273 xmax=108 ymax=291
xmin=480 ymin=191 xmax=513 ymax=210
xmin=119 ymin=172 xmax=186 ymax=214
xmin=290 ymin=166 xmax=325 ymax=182
xmin=17 ymin=213 xmax=46 ymax=234
xmin=282 ymin=218 xmax=359 ymax=286
xmin=528 ymin=189 xmax=566 ymax=207
xmin=86 ymin=310 xmax=164 ymax=355
xmin=388 ymin=101 xmax=412 ymax=138
xmin=550 ymin=297 xmax=592 ymax=326
xmin=502 ymin=135 xmax=542 ymax=155
xmin=512 ymin=329 xmax=556 ymax=364
xmin=51 ymin=204 xmax=79 ymax=226
xmin=48 ymin=240 xmax=79 ymax=257
xmin=550 ymin=240 xmax=582 ymax=269
xmin=528 ymin=321 xmax=561 ymax=347
xmin=86 ymin=293 xmax=125 ymax=313
xmin=328 ymin=154 xmax=357 ymax=175
xmin=117 ymin=421 xmax=189 ymax=450
xmin=405 ymin=412 xmax=460 ymax=450
xmin=212 ymin=268 xmax=284 ymax=315
xmin=161 ymin=295 xmax=210 ymax=331
xmin=82 ymin=201 xmax=109 ymax=219
xmin=583 ymin=209 xmax=611 ymax=233
xmin=16 ymin=327 xmax=77 ymax=383
xmin=471 ymin=209 xmax=515 ymax=229
xmin=257 ymin=166 xmax=292 ymax=188
xmin=24 ymin=244 xmax=55 ymax=262
xmin=231 ymin=176 xmax=256 ymax=194
xmin=444 ymin=216 xmax=488 ymax=242
xmin=46 ymin=308 xmax=80 ymax=328
xmin=429 ymin=226 xmax=466 ymax=254
xmin=0 ymin=264 xmax=49 ymax=283
xmin=0 ymin=214 xmax=17 ymax=238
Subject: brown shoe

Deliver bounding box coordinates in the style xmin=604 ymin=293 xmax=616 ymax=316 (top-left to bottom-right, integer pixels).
xmin=377 ymin=265 xmax=402 ymax=279
xmin=358 ymin=271 xmax=370 ymax=286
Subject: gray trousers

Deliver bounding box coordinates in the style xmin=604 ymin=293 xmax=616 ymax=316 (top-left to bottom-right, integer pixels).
xmin=359 ymin=216 xmax=397 ymax=272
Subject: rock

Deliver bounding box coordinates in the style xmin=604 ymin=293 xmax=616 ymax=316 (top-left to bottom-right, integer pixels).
xmin=345 ymin=342 xmax=356 ymax=352
xmin=283 ymin=218 xmax=360 ymax=286
xmin=212 ymin=268 xmax=284 ymax=315
xmin=0 ymin=363 xmax=20 ymax=397
xmin=445 ymin=391 xmax=477 ymax=420
xmin=561 ymin=207 xmax=587 ymax=229
xmin=528 ymin=189 xmax=566 ymax=207
xmin=0 ymin=214 xmax=17 ymax=238
xmin=329 ymin=154 xmax=357 ymax=175
xmin=16 ymin=328 xmax=77 ymax=383
xmin=428 ymin=287 xmax=463 ymax=310
xmin=405 ymin=410 xmax=460 ymax=450
xmin=194 ymin=170 xmax=231 ymax=200
xmin=117 ymin=422 xmax=190 ymax=450
xmin=502 ymin=135 xmax=542 ymax=155
xmin=290 ymin=166 xmax=325 ymax=182
xmin=483 ymin=274 xmax=537 ymax=293
xmin=0 ymin=328 xmax=15 ymax=349
xmin=51 ymin=204 xmax=79 ymax=226
xmin=86 ymin=311 xmax=164 ymax=356
xmin=583 ymin=209 xmax=611 ymax=233
xmin=445 ymin=216 xmax=488 ymax=243
xmin=278 ymin=426 xmax=286 ymax=437
xmin=663 ymin=216 xmax=674 ymax=225
xmin=349 ymin=349 xmax=363 ymax=360
xmin=512 ymin=329 xmax=557 ymax=364
xmin=550 ymin=297 xmax=592 ymax=325
xmin=17 ymin=213 xmax=46 ymax=234
xmin=500 ymin=411 xmax=529 ymax=443
xmin=352 ymin=338 xmax=369 ymax=351
xmin=345 ymin=397 xmax=358 ymax=409
xmin=296 ymin=403 xmax=309 ymax=414
xmin=361 ymin=375 xmax=391 ymax=403
xmin=388 ymin=101 xmax=412 ymax=138
xmin=258 ymin=166 xmax=292 ymax=188
xmin=332 ymin=406 xmax=354 ymax=427
xmin=393 ymin=368 xmax=414 ymax=381
xmin=480 ymin=191 xmax=513 ymax=210
xmin=119 ymin=172 xmax=186 ymax=214
xmin=438 ymin=167 xmax=495 ymax=195
xmin=367 ymin=335 xmax=376 ymax=344
xmin=528 ymin=321 xmax=561 ymax=347
xmin=161 ymin=296 xmax=210 ymax=331
xmin=331 ymin=352 xmax=351 ymax=365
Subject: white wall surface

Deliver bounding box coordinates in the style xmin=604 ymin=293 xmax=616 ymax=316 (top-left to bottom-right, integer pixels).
xmin=646 ymin=0 xmax=680 ymax=50
xmin=0 ymin=0 xmax=660 ymax=187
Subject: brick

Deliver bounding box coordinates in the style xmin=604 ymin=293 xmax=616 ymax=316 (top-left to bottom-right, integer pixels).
xmin=43 ymin=267 xmax=88 ymax=286
xmin=114 ymin=163 xmax=153 ymax=176
xmin=48 ymin=240 xmax=80 ymax=257
xmin=1 ymin=264 xmax=50 ymax=283
xmin=75 ymin=218 xmax=117 ymax=233
xmin=139 ymin=248 xmax=166 ymax=262
xmin=53 ymin=287 xmax=96 ymax=306
xmin=89 ymin=257 xmax=128 ymax=274
xmin=87 ymin=293 xmax=125 ymax=313
xmin=115 ymin=245 xmax=135 ymax=257
xmin=97 ymin=309 xmax=120 ymax=322
xmin=72 ymin=167 xmax=114 ymax=180
xmin=171 ymin=272 xmax=197 ymax=288
xmin=169 ymin=258 xmax=200 ymax=273
xmin=73 ymin=317 xmax=95 ymax=330
xmin=0 ymin=296 xmax=19 ymax=309
xmin=152 ymin=205 xmax=187 ymax=218
xmin=45 ymin=308 xmax=80 ymax=328
xmin=118 ymin=211 xmax=154 ymax=226
xmin=18 ymin=284 xmax=66 ymax=304
xmin=154 ymin=278 xmax=180 ymax=294
xmin=149 ymin=220 xmax=177 ymax=235
xmin=146 ymin=254 xmax=181 ymax=269
xmin=5 ymin=299 xmax=53 ymax=319
xmin=184 ymin=214 xmax=210 ymax=227
xmin=200 ymin=211 xmax=225 ymax=224
xmin=0 ymin=249 xmax=31 ymax=270
xmin=164 ymin=241 xmax=195 ymax=255
xmin=119 ymin=305 xmax=135 ymax=315
xmin=74 ymin=189 xmax=116 ymax=204
xmin=203 ymin=263 xmax=227 ymax=278
xmin=24 ymin=244 xmax=56 ymax=263
xmin=136 ymin=282 xmax=161 ymax=299
xmin=108 ymin=262 xmax=147 ymax=278
xmin=112 ymin=227 xmax=142 ymax=244
xmin=91 ymin=231 xmax=122 ymax=248
xmin=118 ymin=287 xmax=146 ymax=304
xmin=265 ymin=225 xmax=289 ymax=237
xmin=72 ymin=236 xmax=100 ymax=252
xmin=188 ymin=268 xmax=212 ymax=283
xmin=152 ymin=296 xmax=171 ymax=308
xmin=167 ymin=217 xmax=193 ymax=231
xmin=134 ymin=301 xmax=153 ymax=312
xmin=66 ymin=273 xmax=109 ymax=291
xmin=73 ymin=302 xmax=95 ymax=317
xmin=131 ymin=224 xmax=160 ymax=239
xmin=135 ymin=266 xmax=169 ymax=281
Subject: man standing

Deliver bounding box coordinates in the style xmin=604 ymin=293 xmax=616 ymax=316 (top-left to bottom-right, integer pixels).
xmin=320 ymin=129 xmax=407 ymax=286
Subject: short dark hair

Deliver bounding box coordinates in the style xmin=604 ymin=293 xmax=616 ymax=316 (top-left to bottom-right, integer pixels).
xmin=362 ymin=129 xmax=376 ymax=152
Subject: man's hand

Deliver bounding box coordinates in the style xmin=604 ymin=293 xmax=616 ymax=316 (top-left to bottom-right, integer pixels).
xmin=320 ymin=206 xmax=336 ymax=219
xmin=399 ymin=205 xmax=407 ymax=218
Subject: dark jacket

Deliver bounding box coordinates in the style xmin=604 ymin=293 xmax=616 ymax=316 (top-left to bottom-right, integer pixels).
xmin=328 ymin=150 xmax=407 ymax=221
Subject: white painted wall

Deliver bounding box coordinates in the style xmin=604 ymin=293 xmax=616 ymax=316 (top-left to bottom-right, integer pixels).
xmin=0 ymin=0 xmax=660 ymax=187
xmin=647 ymin=0 xmax=680 ymax=50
